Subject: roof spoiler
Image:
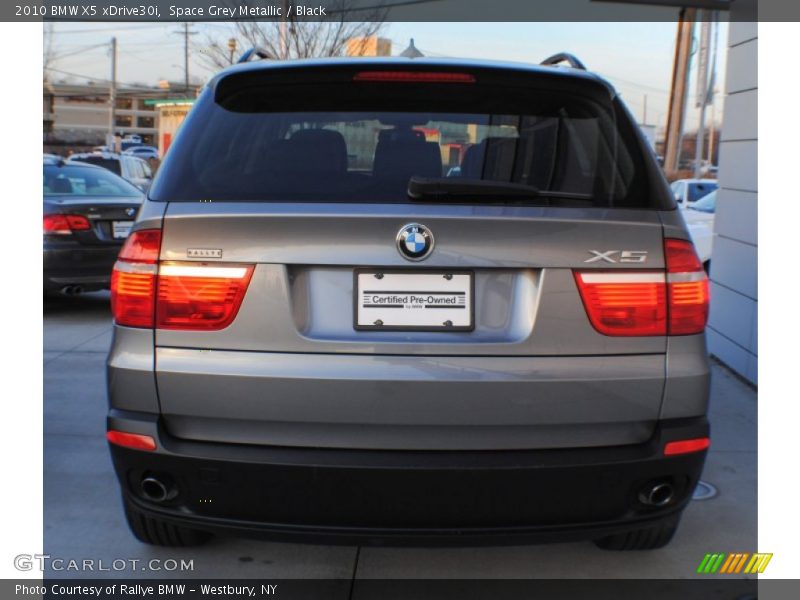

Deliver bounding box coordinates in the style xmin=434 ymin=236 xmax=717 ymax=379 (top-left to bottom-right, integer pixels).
xmin=237 ymin=47 xmax=271 ymax=63
xmin=540 ymin=53 xmax=587 ymax=71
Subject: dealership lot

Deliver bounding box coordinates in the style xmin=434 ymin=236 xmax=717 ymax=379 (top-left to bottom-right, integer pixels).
xmin=44 ymin=292 xmax=756 ymax=580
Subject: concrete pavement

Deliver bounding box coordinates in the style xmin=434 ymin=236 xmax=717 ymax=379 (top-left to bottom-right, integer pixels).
xmin=43 ymin=292 xmax=757 ymax=580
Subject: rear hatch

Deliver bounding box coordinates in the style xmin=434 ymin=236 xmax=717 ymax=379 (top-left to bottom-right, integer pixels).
xmin=143 ymin=61 xmax=677 ymax=450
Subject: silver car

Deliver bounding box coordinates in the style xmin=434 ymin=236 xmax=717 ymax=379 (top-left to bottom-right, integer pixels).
xmin=106 ymin=56 xmax=711 ymax=550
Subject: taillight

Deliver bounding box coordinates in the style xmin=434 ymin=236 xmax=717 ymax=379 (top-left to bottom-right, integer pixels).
xmin=111 ymin=229 xmax=161 ymax=328
xmin=574 ymin=238 xmax=709 ymax=337
xmin=118 ymin=229 xmax=161 ymax=263
xmin=574 ymin=272 xmax=667 ymax=336
xmin=156 ymin=263 xmax=254 ymax=330
xmin=43 ymin=214 xmax=91 ymax=235
xmin=664 ymin=437 xmax=710 ymax=456
xmin=353 ymin=71 xmax=476 ymax=83
xmin=106 ymin=430 xmax=156 ymax=451
xmin=110 ymin=229 xmax=254 ymax=331
xmin=664 ymin=239 xmax=709 ymax=335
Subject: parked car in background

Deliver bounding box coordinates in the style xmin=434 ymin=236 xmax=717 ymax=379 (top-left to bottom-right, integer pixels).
xmin=683 ymin=189 xmax=716 ymax=269
xmin=69 ymin=151 xmax=154 ymax=193
xmin=43 ymin=159 xmax=144 ymax=294
xmin=123 ymin=146 xmax=159 ymax=160
xmin=670 ymin=178 xmax=718 ymax=208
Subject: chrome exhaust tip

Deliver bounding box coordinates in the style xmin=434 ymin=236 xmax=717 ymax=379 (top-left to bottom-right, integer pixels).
xmin=639 ymin=482 xmax=675 ymax=507
xmin=140 ymin=477 xmax=175 ymax=503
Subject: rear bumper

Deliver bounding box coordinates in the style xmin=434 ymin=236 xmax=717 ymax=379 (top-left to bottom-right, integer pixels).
xmin=108 ymin=411 xmax=708 ymax=545
xmin=43 ymin=242 xmax=121 ymax=291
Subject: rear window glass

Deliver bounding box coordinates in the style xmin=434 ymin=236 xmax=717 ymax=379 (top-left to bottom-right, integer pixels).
xmin=687 ymin=182 xmax=718 ymax=203
xmin=43 ymin=165 xmax=141 ymax=197
xmin=151 ymin=78 xmax=650 ymax=207
xmin=71 ymin=156 xmax=122 ymax=176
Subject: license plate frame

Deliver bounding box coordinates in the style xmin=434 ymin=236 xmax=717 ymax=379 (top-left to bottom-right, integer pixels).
xmin=111 ymin=220 xmax=134 ymax=239
xmin=353 ymin=269 xmax=474 ymax=332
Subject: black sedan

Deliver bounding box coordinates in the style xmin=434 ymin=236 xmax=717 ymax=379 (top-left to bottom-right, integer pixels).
xmin=44 ymin=159 xmax=144 ymax=294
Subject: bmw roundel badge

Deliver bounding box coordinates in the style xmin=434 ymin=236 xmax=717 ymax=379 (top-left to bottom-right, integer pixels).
xmin=396 ymin=223 xmax=434 ymax=261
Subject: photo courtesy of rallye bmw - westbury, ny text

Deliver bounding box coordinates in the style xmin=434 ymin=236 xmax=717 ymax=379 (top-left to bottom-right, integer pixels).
xmin=15 ymin=583 xmax=278 ymax=597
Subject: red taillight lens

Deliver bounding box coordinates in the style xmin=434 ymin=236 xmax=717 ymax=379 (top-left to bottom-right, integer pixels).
xmin=574 ymin=239 xmax=709 ymax=337
xmin=353 ymin=71 xmax=476 ymax=83
xmin=664 ymin=238 xmax=703 ymax=273
xmin=118 ymin=229 xmax=161 ymax=263
xmin=111 ymin=229 xmax=161 ymax=328
xmin=574 ymin=272 xmax=667 ymax=336
xmin=156 ymin=264 xmax=254 ymax=330
xmin=664 ymin=437 xmax=710 ymax=456
xmin=43 ymin=214 xmax=90 ymax=234
xmin=111 ymin=266 xmax=158 ymax=328
xmin=107 ymin=430 xmax=156 ymax=451
xmin=665 ymin=239 xmax=709 ymax=335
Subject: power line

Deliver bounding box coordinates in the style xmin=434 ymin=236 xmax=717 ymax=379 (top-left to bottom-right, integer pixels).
xmin=53 ymin=24 xmax=169 ymax=35
xmin=44 ymin=66 xmax=160 ymax=90
xmin=53 ymin=42 xmax=109 ymax=60
xmin=327 ymin=0 xmax=448 ymax=13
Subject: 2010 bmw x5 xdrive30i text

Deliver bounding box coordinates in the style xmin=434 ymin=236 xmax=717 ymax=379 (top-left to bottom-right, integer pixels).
xmin=106 ymin=55 xmax=710 ymax=550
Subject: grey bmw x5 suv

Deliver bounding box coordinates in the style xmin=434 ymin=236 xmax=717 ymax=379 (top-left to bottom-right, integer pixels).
xmin=107 ymin=55 xmax=710 ymax=550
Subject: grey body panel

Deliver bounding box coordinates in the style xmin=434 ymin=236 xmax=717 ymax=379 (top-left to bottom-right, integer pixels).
xmin=156 ymin=349 xmax=663 ymax=450
xmin=145 ymin=201 xmax=681 ymax=450
xmin=107 ymin=327 xmax=159 ymax=414
xmin=661 ymin=334 xmax=711 ymax=420
xmin=156 ymin=203 xmax=666 ymax=356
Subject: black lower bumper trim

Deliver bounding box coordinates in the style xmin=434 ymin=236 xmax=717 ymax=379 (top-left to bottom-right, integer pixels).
xmin=108 ymin=413 xmax=708 ymax=545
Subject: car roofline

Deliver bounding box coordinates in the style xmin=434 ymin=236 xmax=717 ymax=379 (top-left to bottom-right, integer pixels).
xmin=207 ymin=56 xmax=618 ymax=99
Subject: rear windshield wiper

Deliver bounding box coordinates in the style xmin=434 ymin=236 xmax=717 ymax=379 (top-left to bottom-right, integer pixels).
xmin=407 ymin=177 xmax=593 ymax=205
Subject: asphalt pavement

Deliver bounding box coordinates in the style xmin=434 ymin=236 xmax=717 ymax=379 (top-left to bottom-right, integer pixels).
xmin=43 ymin=291 xmax=757 ymax=581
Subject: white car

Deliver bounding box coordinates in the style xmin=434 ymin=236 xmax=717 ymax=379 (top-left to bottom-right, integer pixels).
xmin=68 ymin=151 xmax=154 ymax=193
xmin=683 ymin=189 xmax=716 ymax=268
xmin=670 ymin=178 xmax=718 ymax=209
xmin=123 ymin=146 xmax=159 ymax=160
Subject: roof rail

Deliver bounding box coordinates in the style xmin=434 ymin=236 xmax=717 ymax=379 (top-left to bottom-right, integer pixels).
xmin=540 ymin=53 xmax=587 ymax=71
xmin=237 ymin=47 xmax=271 ymax=64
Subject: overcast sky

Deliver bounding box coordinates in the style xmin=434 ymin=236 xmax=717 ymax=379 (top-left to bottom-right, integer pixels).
xmin=46 ymin=21 xmax=727 ymax=131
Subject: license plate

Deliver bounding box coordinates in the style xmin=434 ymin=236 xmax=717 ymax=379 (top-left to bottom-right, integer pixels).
xmin=112 ymin=221 xmax=133 ymax=239
xmin=354 ymin=270 xmax=473 ymax=331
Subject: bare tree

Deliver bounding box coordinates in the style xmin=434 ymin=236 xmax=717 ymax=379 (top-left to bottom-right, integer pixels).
xmin=43 ymin=22 xmax=57 ymax=81
xmin=198 ymin=0 xmax=388 ymax=70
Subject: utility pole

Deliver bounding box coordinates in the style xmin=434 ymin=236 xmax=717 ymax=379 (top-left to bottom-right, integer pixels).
xmin=174 ymin=23 xmax=197 ymax=92
xmin=227 ymin=38 xmax=237 ymax=65
xmin=663 ymin=8 xmax=696 ymax=173
xmin=708 ymin=100 xmax=716 ymax=164
xmin=107 ymin=37 xmax=117 ymax=151
xmin=643 ymin=94 xmax=648 ymax=124
xmin=693 ymin=12 xmax=719 ymax=179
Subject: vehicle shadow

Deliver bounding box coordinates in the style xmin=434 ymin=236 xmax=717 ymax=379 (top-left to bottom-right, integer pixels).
xmin=44 ymin=290 xmax=112 ymax=317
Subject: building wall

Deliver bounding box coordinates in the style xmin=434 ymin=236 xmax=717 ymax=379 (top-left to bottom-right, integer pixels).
xmin=48 ymin=85 xmax=161 ymax=146
xmin=346 ymin=36 xmax=392 ymax=57
xmin=708 ymin=20 xmax=757 ymax=383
